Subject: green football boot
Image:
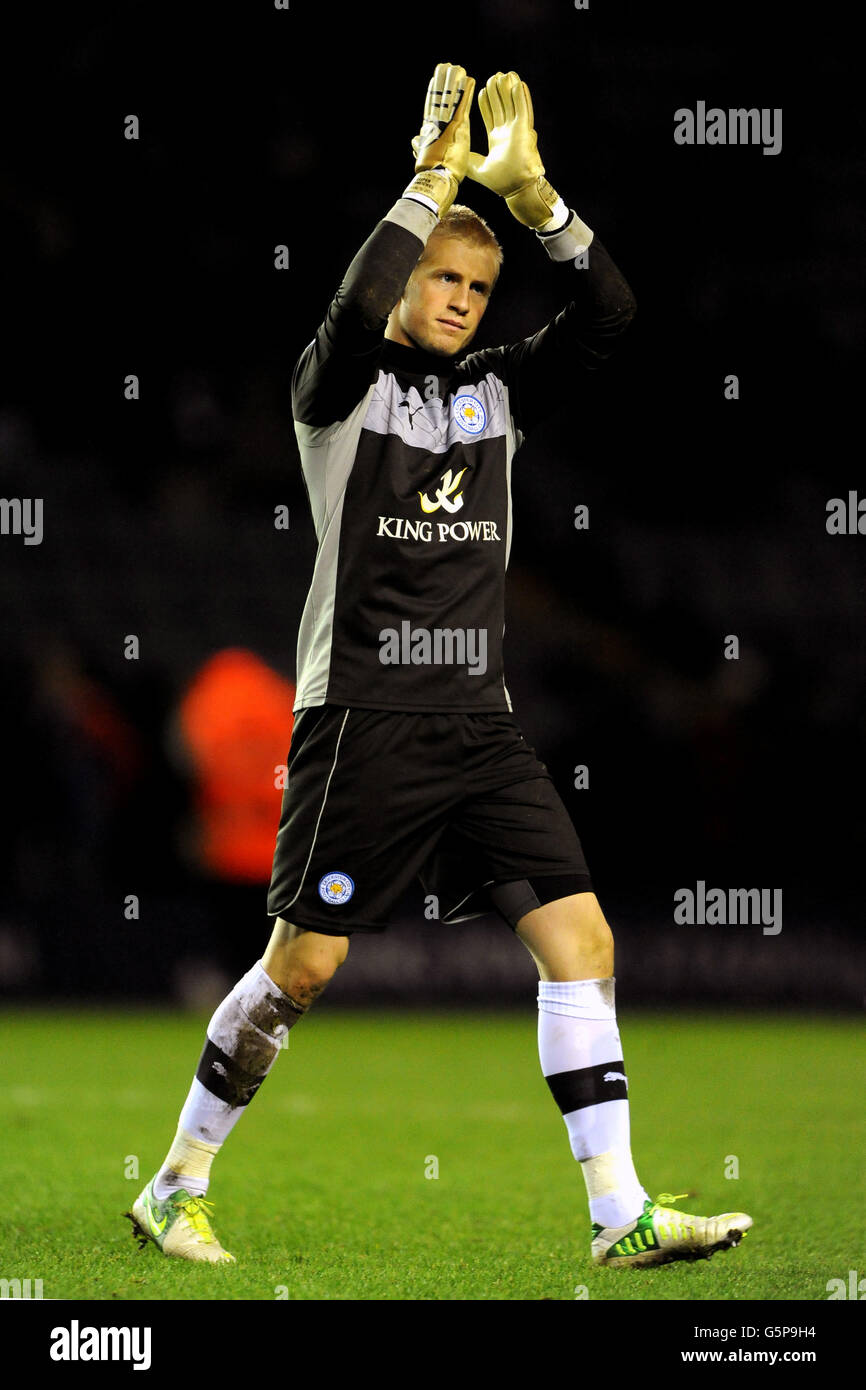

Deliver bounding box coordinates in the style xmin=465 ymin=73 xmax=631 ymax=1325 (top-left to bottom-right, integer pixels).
xmin=592 ymin=1192 xmax=752 ymax=1267
xmin=125 ymin=1178 xmax=236 ymax=1264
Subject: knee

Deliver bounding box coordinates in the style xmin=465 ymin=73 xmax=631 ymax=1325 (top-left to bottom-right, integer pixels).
xmin=263 ymin=920 xmax=349 ymax=1008
xmin=582 ymin=899 xmax=614 ymax=952
xmin=577 ymin=898 xmax=614 ymax=965
xmin=516 ymin=892 xmax=614 ymax=981
xmin=283 ymin=969 xmax=335 ymax=1011
xmin=286 ymin=945 xmax=349 ymax=1006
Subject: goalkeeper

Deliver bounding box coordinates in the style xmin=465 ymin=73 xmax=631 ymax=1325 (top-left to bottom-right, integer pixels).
xmin=127 ymin=64 xmax=753 ymax=1272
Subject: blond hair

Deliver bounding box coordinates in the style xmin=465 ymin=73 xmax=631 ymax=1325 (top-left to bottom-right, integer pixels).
xmin=425 ymin=203 xmax=503 ymax=284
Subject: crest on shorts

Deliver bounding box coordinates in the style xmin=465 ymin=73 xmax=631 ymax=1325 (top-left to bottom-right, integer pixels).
xmin=318 ymin=871 xmax=354 ymax=905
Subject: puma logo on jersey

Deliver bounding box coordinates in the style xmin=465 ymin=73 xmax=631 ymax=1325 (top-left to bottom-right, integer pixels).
xmin=419 ymin=467 xmax=467 ymax=514
xmin=603 ymin=1071 xmax=627 ymax=1084
xmin=398 ymin=399 xmax=425 ymax=429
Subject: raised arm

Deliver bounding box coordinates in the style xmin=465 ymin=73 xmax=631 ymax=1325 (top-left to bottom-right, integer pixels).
xmin=464 ymin=71 xmax=637 ymax=438
xmin=293 ymin=62 xmax=476 ymax=431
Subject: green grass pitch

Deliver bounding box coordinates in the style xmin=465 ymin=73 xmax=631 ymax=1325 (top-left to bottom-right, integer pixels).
xmin=1 ymin=1008 xmax=863 ymax=1301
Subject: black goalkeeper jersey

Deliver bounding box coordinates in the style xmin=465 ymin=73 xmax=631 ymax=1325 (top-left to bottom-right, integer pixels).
xmin=291 ymin=196 xmax=636 ymax=714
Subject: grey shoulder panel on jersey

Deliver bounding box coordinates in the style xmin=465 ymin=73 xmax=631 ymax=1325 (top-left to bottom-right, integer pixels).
xmin=363 ymin=368 xmax=509 ymax=454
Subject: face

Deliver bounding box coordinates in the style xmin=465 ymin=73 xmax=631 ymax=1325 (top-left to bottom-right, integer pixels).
xmin=386 ymin=236 xmax=498 ymax=356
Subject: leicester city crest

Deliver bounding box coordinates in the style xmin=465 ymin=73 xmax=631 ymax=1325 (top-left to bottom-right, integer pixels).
xmin=452 ymin=394 xmax=486 ymax=436
xmin=318 ymin=871 xmax=355 ymax=905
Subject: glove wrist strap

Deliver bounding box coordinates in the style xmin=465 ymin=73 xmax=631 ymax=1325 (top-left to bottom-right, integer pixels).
xmin=505 ymin=174 xmax=562 ymax=229
xmin=403 ymin=166 xmax=459 ymax=218
xmin=535 ymin=195 xmax=570 ymax=233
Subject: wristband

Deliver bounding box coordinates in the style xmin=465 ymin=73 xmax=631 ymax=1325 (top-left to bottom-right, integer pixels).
xmin=536 ymin=210 xmax=595 ymax=262
xmin=536 ymin=196 xmax=570 ymax=233
xmin=402 ymin=165 xmax=459 ymax=218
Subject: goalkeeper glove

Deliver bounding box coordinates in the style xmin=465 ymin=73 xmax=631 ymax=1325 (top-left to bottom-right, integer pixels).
xmin=404 ymin=62 xmax=475 ymax=218
xmin=465 ymin=71 xmax=568 ymax=230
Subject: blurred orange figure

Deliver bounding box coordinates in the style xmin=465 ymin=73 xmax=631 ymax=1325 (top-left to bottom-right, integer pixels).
xmin=175 ymin=649 xmax=295 ymax=884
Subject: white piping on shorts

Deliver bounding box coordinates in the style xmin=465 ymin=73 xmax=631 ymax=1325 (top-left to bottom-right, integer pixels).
xmin=282 ymin=707 xmax=351 ymax=913
xmin=440 ymin=877 xmax=496 ymax=923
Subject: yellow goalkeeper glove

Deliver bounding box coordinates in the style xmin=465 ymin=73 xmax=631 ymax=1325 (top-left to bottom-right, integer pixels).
xmin=465 ymin=71 xmax=567 ymax=230
xmin=405 ymin=62 xmax=475 ymax=217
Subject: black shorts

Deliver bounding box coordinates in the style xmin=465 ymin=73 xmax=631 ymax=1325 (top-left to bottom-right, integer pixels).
xmin=267 ymin=706 xmax=593 ymax=935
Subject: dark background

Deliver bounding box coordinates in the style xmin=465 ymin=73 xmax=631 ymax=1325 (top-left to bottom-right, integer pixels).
xmin=0 ymin=0 xmax=862 ymax=1006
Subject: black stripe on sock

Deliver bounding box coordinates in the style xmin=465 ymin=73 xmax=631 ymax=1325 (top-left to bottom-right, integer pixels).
xmin=544 ymin=1059 xmax=628 ymax=1114
xmin=195 ymin=1037 xmax=266 ymax=1107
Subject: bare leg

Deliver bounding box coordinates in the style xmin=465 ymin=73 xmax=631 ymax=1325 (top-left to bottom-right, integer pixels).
xmin=262 ymin=916 xmax=350 ymax=1007
xmin=514 ymin=891 xmax=614 ymax=981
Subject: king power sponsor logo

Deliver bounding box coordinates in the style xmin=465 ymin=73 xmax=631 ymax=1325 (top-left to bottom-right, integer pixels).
xmin=377 ymin=515 xmax=501 ymax=544
xmin=378 ymin=467 xmax=501 ymax=544
xmin=419 ymin=466 xmax=466 ymax=513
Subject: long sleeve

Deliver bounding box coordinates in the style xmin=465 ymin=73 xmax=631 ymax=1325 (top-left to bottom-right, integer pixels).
xmin=292 ymin=198 xmax=439 ymax=431
xmin=492 ymin=221 xmax=637 ymax=440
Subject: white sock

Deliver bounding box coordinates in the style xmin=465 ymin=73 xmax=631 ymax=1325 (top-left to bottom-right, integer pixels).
xmin=152 ymin=1127 xmax=219 ymax=1200
xmin=537 ymin=977 xmax=649 ymax=1229
xmin=153 ymin=960 xmax=304 ymax=1200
